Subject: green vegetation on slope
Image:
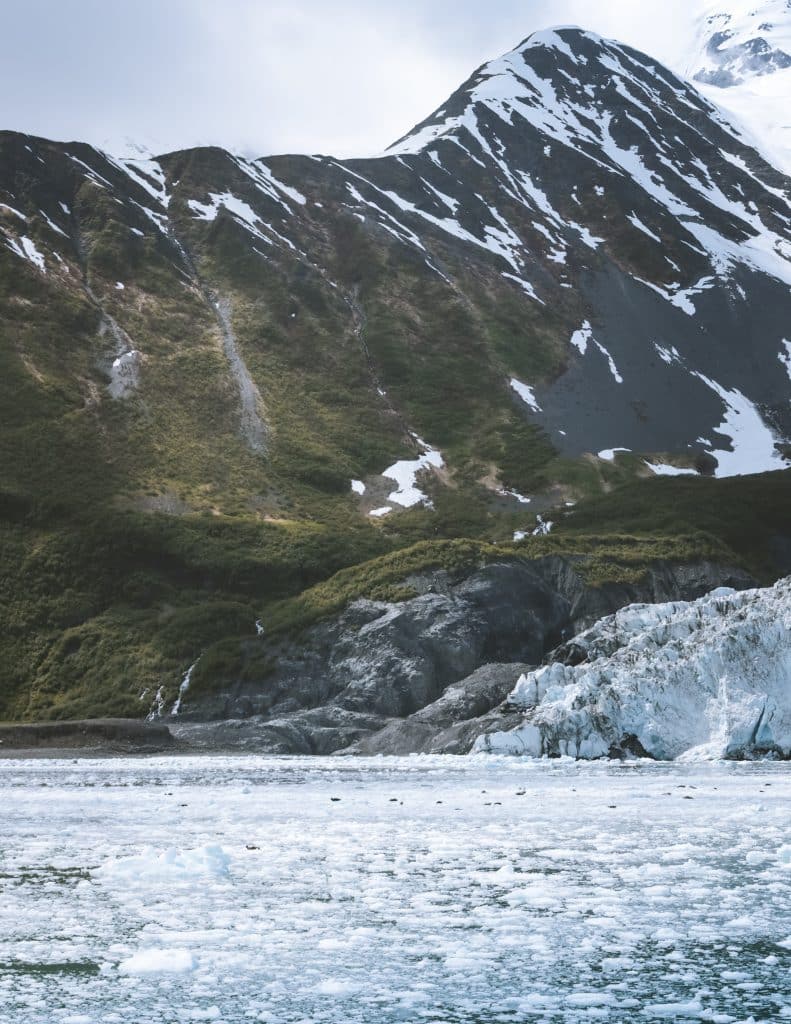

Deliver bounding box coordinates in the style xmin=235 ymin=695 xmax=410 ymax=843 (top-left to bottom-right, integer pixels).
xmin=551 ymin=470 xmax=791 ymax=585
xmin=2 ymin=137 xmax=790 ymax=723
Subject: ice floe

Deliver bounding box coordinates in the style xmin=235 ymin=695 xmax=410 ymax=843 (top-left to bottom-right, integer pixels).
xmin=1 ymin=755 xmax=789 ymax=1022
xmin=95 ymin=844 xmax=231 ymax=883
xmin=118 ymin=948 xmax=198 ymax=976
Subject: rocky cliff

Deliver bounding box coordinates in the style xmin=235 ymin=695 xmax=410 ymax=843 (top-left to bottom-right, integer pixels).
xmin=171 ymin=556 xmax=754 ymax=754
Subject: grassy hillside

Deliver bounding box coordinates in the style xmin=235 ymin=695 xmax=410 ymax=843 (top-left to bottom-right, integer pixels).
xmin=2 ymin=468 xmax=787 ymax=721
xmin=2 ymin=135 xmax=790 ymax=722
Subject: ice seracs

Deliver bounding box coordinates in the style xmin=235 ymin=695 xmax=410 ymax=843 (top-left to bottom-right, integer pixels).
xmin=475 ymin=577 xmax=791 ymax=760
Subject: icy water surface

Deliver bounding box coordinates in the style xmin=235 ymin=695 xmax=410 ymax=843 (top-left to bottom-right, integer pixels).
xmin=0 ymin=756 xmax=789 ymax=1023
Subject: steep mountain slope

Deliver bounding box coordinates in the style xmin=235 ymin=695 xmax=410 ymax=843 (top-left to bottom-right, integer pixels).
xmin=1 ymin=27 xmax=791 ymax=719
xmin=377 ymin=27 xmax=791 ymax=474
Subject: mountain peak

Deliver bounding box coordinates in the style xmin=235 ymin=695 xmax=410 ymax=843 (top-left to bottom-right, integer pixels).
xmin=691 ymin=0 xmax=791 ymax=86
xmin=385 ymin=26 xmax=711 ymax=161
xmin=386 ymin=27 xmax=616 ymax=156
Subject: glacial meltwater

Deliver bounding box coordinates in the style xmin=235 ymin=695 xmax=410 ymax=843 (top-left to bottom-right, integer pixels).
xmin=0 ymin=756 xmax=789 ymax=1023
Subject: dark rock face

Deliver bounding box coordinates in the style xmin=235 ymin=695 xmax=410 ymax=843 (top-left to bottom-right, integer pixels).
xmin=174 ymin=557 xmax=756 ymax=755
xmin=345 ymin=663 xmax=530 ymax=756
xmin=183 ymin=562 xmax=572 ymax=723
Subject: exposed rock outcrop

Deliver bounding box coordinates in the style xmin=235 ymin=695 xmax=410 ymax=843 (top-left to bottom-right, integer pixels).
xmin=173 ymin=557 xmax=755 ymax=754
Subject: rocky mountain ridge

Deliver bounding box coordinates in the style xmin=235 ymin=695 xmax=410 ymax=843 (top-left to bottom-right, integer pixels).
xmin=3 ymin=28 xmax=791 ymax=486
xmin=1 ymin=24 xmax=791 ymax=722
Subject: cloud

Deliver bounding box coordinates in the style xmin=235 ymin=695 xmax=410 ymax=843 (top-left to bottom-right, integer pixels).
xmin=0 ymin=0 xmax=701 ymax=158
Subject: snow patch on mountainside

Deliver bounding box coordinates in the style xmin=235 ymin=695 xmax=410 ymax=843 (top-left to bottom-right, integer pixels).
xmin=570 ymin=322 xmax=593 ymax=355
xmin=474 ymin=578 xmax=791 ymax=761
xmin=693 ymin=370 xmax=787 ymax=476
xmin=645 ymin=461 xmax=699 ymax=477
xmin=510 ymin=378 xmax=542 ymax=412
xmin=639 ymin=342 xmax=787 ymax=477
xmin=236 ymin=157 xmax=307 ymax=210
xmin=190 ymin=192 xmax=260 ymax=228
xmin=380 ymin=438 xmax=445 ymax=508
xmin=6 ymin=235 xmax=46 ymax=271
xmin=779 ymin=339 xmax=791 ymax=380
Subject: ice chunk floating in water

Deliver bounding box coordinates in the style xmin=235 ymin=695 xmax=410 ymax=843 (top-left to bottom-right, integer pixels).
xmin=118 ymin=948 xmax=197 ymax=975
xmin=0 ymin=756 xmax=789 ymax=1023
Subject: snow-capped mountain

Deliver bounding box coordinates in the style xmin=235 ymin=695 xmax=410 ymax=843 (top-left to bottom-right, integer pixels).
xmin=372 ymin=27 xmax=791 ymax=474
xmin=2 ymin=24 xmax=791 ymax=718
xmin=475 ymin=578 xmax=791 ymax=760
xmin=3 ymin=28 xmax=791 ymax=485
xmin=678 ymin=1 xmax=791 ymax=173
xmin=686 ymin=0 xmax=791 ymax=86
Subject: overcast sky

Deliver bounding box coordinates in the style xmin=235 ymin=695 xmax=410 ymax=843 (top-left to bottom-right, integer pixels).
xmin=1 ymin=1 xmax=696 ymax=158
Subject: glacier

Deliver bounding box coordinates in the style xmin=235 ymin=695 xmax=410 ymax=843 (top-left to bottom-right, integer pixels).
xmin=475 ymin=578 xmax=791 ymax=760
